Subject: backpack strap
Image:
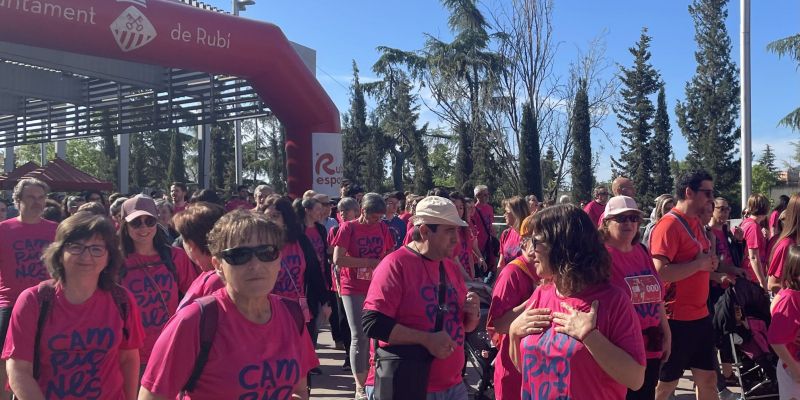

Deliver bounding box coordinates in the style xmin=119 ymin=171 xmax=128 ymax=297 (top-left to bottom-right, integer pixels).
xmin=109 ymin=284 xmax=131 ymax=341
xmin=33 ymin=280 xmax=57 ymax=380
xmin=183 ymin=296 xmax=219 ymax=393
xmin=279 ymin=297 xmax=305 ymax=335
xmin=156 ymin=245 xmax=181 ymax=288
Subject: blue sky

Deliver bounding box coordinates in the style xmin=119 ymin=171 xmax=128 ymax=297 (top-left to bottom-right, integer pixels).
xmin=207 ymin=0 xmax=800 ymax=181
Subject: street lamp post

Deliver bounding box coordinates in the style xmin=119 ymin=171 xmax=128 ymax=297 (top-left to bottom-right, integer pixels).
xmin=232 ymin=0 xmax=254 ymax=186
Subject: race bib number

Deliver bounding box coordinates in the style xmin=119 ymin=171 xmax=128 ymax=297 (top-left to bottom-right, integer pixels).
xmin=624 ymin=275 xmax=661 ymax=304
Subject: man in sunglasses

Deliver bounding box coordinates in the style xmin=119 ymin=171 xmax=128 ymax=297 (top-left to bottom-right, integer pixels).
xmin=362 ymin=196 xmax=481 ymax=399
xmin=0 ymin=178 xmax=58 ymax=396
xmin=649 ymin=170 xmax=720 ymax=400
xmin=583 ymin=185 xmax=610 ymax=227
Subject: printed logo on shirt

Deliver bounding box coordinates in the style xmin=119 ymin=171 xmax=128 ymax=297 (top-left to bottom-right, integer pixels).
xmin=420 ymin=283 xmax=464 ymax=346
xmin=624 ymin=274 xmax=661 ymax=305
xmin=274 ymin=254 xmax=302 ymax=298
xmin=356 ymin=236 xmax=386 ymax=259
xmin=126 ymin=271 xmax=174 ymax=328
xmin=46 ymin=327 xmax=116 ymax=399
xmin=12 ymin=238 xmax=51 ymax=280
xmin=522 ymin=327 xmax=578 ymax=399
xmin=238 ymin=358 xmax=301 ymax=399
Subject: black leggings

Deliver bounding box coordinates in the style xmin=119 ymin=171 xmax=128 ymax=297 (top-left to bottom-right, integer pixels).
xmin=627 ymin=358 xmax=661 ymax=400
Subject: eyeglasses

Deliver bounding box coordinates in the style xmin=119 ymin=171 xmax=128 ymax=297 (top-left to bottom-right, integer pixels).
xmin=65 ymin=243 xmax=108 ymax=258
xmin=220 ymin=244 xmax=280 ymax=265
xmin=611 ymin=214 xmax=642 ymax=224
xmin=695 ymin=189 xmax=715 ymax=198
xmin=129 ymin=216 xmax=157 ymax=229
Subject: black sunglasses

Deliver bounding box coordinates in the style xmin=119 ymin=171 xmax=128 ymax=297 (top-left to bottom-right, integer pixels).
xmin=129 ymin=216 xmax=157 ymax=228
xmin=611 ymin=214 xmax=642 ymax=224
xmin=221 ymin=244 xmax=280 ymax=265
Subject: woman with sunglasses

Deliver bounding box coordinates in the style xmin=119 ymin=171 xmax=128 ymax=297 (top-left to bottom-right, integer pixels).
xmin=4 ymin=212 xmax=144 ymax=399
xmin=600 ymin=196 xmax=669 ymax=400
xmin=331 ymin=193 xmax=394 ymax=400
xmin=487 ymin=215 xmax=540 ymax=400
xmin=139 ymin=211 xmax=319 ymax=400
xmin=117 ymin=195 xmax=198 ymax=374
xmin=510 ymin=204 xmax=646 ymax=399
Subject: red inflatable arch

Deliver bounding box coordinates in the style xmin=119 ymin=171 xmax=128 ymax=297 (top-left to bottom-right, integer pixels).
xmin=0 ymin=0 xmax=340 ymax=197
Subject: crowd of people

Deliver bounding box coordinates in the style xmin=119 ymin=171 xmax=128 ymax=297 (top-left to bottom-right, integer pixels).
xmin=0 ymin=169 xmax=797 ymax=399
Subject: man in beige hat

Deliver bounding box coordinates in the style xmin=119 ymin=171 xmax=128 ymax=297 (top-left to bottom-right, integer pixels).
xmin=362 ymin=196 xmax=480 ymax=400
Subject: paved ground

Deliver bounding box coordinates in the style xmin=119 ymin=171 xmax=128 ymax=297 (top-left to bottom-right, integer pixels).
xmin=309 ymin=327 xmax=753 ymax=400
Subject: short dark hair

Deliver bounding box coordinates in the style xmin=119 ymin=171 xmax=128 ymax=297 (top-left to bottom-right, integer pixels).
xmin=171 ymin=182 xmax=188 ymax=192
xmin=173 ymin=202 xmax=226 ymax=256
xmin=190 ymin=189 xmax=222 ymax=205
xmin=674 ymin=170 xmax=713 ymax=200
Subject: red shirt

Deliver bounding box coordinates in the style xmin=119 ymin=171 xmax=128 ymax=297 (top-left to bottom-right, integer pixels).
xmin=471 ymin=203 xmax=494 ymax=248
xmin=2 ymin=285 xmax=145 ymax=399
xmin=487 ymin=256 xmax=538 ymax=400
xmin=741 ymin=218 xmax=767 ymax=283
xmin=274 ymin=241 xmax=307 ymax=300
xmin=0 ymin=218 xmax=58 ymax=308
xmin=769 ymin=237 xmax=795 ymax=279
xmin=649 ymin=208 xmax=711 ymax=321
xmin=330 ymin=221 xmax=393 ymax=296
xmin=520 ymin=283 xmax=645 ymax=399
xmin=583 ymin=200 xmax=605 ymax=228
xmin=141 ymin=289 xmax=319 ymax=399
xmin=499 ymin=228 xmax=522 ymax=263
xmin=363 ymin=246 xmax=467 ymax=393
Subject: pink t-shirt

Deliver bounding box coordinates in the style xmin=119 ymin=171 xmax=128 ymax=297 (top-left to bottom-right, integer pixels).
xmin=520 ymin=283 xmax=646 ymax=400
xmin=768 ymin=288 xmax=800 ymax=362
xmin=741 ymin=218 xmax=767 ymax=283
xmin=121 ymin=247 xmax=197 ymax=365
xmin=487 ymin=256 xmax=538 ymax=400
xmin=769 ymin=237 xmax=795 ymax=279
xmin=0 ymin=218 xmax=58 ymax=308
xmin=606 ymin=244 xmax=664 ymax=359
xmin=173 ymin=203 xmax=187 ymax=214
xmin=179 ymin=271 xmax=225 ymax=309
xmin=398 ymin=212 xmax=412 ymax=224
xmin=710 ymin=227 xmax=733 ymax=262
xmin=363 ymin=246 xmax=468 ymax=393
xmin=770 ymin=211 xmax=781 ymax=234
xmin=453 ymin=227 xmax=475 ymax=278
xmin=500 ymin=228 xmax=522 ymax=263
xmin=472 ymin=203 xmax=494 ymax=248
xmin=141 ymin=289 xmax=319 ymax=399
xmin=2 ymin=284 xmax=144 ymax=399
xmin=274 ymin=241 xmax=307 ymax=300
xmin=331 ymin=220 xmax=394 ymax=296
xmin=583 ymin=200 xmax=605 ymax=228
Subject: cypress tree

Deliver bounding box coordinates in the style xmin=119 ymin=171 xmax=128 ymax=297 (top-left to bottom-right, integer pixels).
xmin=167 ymin=130 xmax=186 ymax=184
xmin=541 ymin=145 xmax=556 ymax=198
xmin=611 ymin=28 xmax=660 ymax=205
xmin=342 ymin=61 xmax=369 ymax=183
xmin=570 ymin=79 xmax=593 ymax=203
xmin=651 ymin=85 xmax=674 ymax=196
xmin=519 ymin=102 xmax=542 ymax=198
xmin=758 ymin=144 xmax=777 ymax=175
xmin=676 ymin=0 xmax=740 ymax=199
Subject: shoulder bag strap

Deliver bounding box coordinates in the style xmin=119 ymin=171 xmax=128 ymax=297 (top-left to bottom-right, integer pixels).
xmin=33 ymin=282 xmax=56 ymax=380
xmin=183 ymin=296 xmax=218 ymax=393
xmin=666 ymin=211 xmax=697 ymax=241
xmin=435 ymin=262 xmax=446 ymax=332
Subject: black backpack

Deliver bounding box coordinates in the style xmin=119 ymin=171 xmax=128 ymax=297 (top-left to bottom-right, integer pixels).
xmin=31 ymin=280 xmax=130 ymax=380
xmin=182 ymin=296 xmax=306 ymax=393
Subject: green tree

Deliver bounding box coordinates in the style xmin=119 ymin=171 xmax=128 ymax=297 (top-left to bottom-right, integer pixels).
xmin=167 ymin=130 xmax=187 ymax=184
xmin=676 ymin=0 xmax=740 ymax=200
xmin=651 ymin=85 xmax=674 ymax=196
xmin=541 ymin=145 xmax=556 ymax=199
xmin=758 ymin=144 xmax=777 ymax=175
xmin=752 ymin=164 xmax=777 ymax=198
xmin=612 ymin=28 xmax=660 ymax=205
xmin=430 ymin=142 xmax=456 ymax=188
xmin=570 ymin=79 xmax=593 ymax=203
xmin=341 ymin=61 xmax=369 ymax=184
xmin=519 ymin=102 xmax=542 ymax=198
xmin=211 ymin=123 xmax=235 ymax=191
xmin=767 ymin=34 xmax=800 ymax=131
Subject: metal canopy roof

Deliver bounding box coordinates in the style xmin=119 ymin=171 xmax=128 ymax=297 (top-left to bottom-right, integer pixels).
xmin=0 ymin=0 xmax=279 ymax=147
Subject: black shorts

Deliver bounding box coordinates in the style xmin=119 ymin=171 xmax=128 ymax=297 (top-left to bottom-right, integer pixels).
xmin=0 ymin=306 xmax=12 ymax=348
xmin=659 ymin=316 xmax=717 ymax=382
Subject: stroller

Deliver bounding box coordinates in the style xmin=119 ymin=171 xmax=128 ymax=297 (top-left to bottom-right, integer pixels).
xmin=464 ymin=282 xmax=497 ymax=399
xmin=713 ymin=278 xmax=779 ymax=399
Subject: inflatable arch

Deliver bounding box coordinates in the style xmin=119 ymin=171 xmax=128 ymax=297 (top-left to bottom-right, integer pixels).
xmin=0 ymin=0 xmax=340 ymax=197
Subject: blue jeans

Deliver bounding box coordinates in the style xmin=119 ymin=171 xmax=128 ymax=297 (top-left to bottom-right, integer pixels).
xmin=366 ymin=382 xmax=468 ymax=400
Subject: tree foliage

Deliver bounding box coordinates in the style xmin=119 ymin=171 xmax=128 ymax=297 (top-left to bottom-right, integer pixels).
xmin=651 ymin=85 xmax=674 ymax=196
xmin=767 ymin=34 xmax=800 ymax=131
xmin=676 ymin=0 xmax=740 ymax=200
xmin=570 ymin=79 xmax=593 ymax=203
xmin=758 ymin=144 xmax=777 ymax=175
